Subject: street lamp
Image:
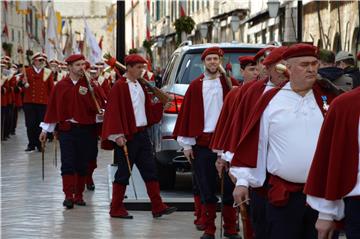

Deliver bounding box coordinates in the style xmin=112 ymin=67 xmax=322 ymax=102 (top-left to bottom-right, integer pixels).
xmin=267 ymin=0 xmax=280 ymax=18
xmin=199 ymin=23 xmax=208 ymax=43
xmin=230 ymin=15 xmax=240 ymax=41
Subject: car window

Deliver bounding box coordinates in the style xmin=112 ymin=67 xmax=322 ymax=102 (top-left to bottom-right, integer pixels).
xmin=162 ymin=53 xmax=179 ymax=87
xmin=175 ymin=51 xmax=259 ymax=84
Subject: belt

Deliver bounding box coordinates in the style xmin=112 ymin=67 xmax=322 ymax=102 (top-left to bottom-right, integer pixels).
xmin=347 ymin=196 xmax=360 ymax=201
xmin=136 ymin=126 xmax=146 ymax=132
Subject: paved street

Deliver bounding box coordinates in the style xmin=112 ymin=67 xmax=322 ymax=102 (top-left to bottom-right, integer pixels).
xmin=1 ymin=111 xmax=207 ymax=239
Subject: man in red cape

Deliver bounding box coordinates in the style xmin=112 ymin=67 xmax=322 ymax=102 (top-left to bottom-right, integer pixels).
xmin=101 ymin=54 xmax=177 ymax=219
xmin=173 ymin=47 xmax=240 ymax=239
xmin=230 ymin=43 xmax=337 ymax=239
xmin=304 ymin=87 xmax=360 ymax=239
xmin=39 ymin=54 xmax=106 ymax=209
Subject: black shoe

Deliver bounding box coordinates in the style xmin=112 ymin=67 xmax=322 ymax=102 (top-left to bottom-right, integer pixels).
xmin=200 ymin=234 xmax=215 ymax=239
xmin=86 ymin=184 xmax=95 ymax=191
xmin=74 ymin=199 xmax=86 ymax=206
xmin=110 ymin=214 xmax=134 ymax=219
xmin=63 ymin=199 xmax=74 ymax=209
xmin=224 ymin=233 xmax=242 ymax=239
xmin=36 ymin=147 xmax=42 ymax=152
xmin=25 ymin=147 xmax=35 ymax=152
xmin=152 ymin=206 xmax=177 ymax=218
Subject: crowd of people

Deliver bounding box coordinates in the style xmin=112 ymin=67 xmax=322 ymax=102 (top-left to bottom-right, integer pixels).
xmin=1 ymin=43 xmax=360 ymax=239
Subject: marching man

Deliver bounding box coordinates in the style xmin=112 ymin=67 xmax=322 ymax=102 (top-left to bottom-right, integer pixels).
xmin=101 ymin=54 xmax=177 ymax=219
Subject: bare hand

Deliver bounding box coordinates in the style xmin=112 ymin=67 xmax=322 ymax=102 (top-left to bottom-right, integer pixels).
xmin=228 ymin=171 xmax=237 ymax=184
xmin=39 ymin=132 xmax=47 ymax=143
xmin=215 ymin=158 xmax=229 ymax=178
xmin=184 ymin=149 xmax=194 ymax=163
xmin=233 ymin=185 xmax=249 ymax=206
xmin=115 ymin=136 xmax=127 ymax=147
xmin=316 ymin=219 xmax=335 ymax=239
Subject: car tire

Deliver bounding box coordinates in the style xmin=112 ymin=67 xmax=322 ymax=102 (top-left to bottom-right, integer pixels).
xmin=157 ymin=162 xmax=176 ymax=190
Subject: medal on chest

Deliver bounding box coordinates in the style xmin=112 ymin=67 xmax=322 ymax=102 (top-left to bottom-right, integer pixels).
xmin=79 ymin=85 xmax=88 ymax=95
xmin=321 ymin=95 xmax=329 ymax=112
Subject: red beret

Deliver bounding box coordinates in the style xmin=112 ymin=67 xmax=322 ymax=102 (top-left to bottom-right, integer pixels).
xmin=254 ymin=46 xmax=275 ymax=62
xmin=262 ymin=46 xmax=288 ymax=66
xmin=84 ymin=60 xmax=91 ymax=70
xmin=357 ymin=52 xmax=360 ymax=60
xmin=65 ymin=54 xmax=85 ymax=64
xmin=238 ymin=56 xmax=256 ymax=68
xmin=282 ymin=43 xmax=319 ymax=60
xmin=124 ymin=54 xmax=147 ymax=65
xmin=201 ymin=47 xmax=224 ymax=60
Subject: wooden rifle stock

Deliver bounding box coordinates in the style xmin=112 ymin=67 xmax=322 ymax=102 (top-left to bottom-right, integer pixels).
xmin=83 ymin=69 xmax=102 ymax=114
xmin=218 ymin=64 xmax=233 ymax=90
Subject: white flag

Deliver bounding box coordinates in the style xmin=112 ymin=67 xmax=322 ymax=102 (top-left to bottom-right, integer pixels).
xmin=45 ymin=2 xmax=63 ymax=60
xmin=84 ymin=19 xmax=102 ymax=64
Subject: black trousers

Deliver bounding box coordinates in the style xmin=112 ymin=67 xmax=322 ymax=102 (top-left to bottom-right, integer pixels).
xmin=249 ymin=189 xmax=268 ymax=239
xmin=23 ymin=103 xmax=46 ymax=149
xmin=10 ymin=105 xmax=18 ymax=134
xmin=59 ymin=124 xmax=97 ymax=176
xmin=266 ymin=191 xmax=318 ymax=239
xmin=192 ymin=145 xmax=235 ymax=205
xmin=113 ymin=130 xmax=158 ymax=185
xmin=344 ymin=197 xmax=360 ymax=239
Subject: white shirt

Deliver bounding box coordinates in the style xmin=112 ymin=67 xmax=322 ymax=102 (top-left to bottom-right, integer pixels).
xmin=306 ymin=119 xmax=360 ymax=221
xmin=40 ymin=79 xmax=79 ymax=133
xmin=230 ymin=82 xmax=324 ymax=187
xmin=108 ymin=79 xmax=147 ymax=142
xmin=177 ymin=73 xmax=223 ymax=150
xmin=33 ymin=66 xmax=42 ymax=74
xmin=223 ymin=81 xmax=275 ymax=163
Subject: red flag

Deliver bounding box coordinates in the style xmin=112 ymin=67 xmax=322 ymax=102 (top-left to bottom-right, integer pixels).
xmin=180 ymin=5 xmax=186 ymax=17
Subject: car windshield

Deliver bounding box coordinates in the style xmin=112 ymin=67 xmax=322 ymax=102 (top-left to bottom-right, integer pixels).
xmin=175 ymin=50 xmax=259 ymax=84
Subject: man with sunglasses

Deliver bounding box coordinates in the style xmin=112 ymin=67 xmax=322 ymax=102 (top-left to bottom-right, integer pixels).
xmin=22 ymin=52 xmax=54 ymax=152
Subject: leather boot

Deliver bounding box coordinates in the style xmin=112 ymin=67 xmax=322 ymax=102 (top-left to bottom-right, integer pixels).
xmin=223 ymin=205 xmax=242 ymax=239
xmin=62 ymin=174 xmax=75 ymax=209
xmin=86 ymin=160 xmax=97 ymax=191
xmin=74 ymin=174 xmax=86 ymax=206
xmin=110 ymin=183 xmax=133 ymax=219
xmin=145 ymin=181 xmax=177 ymax=218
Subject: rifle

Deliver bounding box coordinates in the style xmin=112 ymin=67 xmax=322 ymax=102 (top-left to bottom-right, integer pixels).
xmin=82 ymin=69 xmax=103 ymax=114
xmin=42 ymin=141 xmax=45 ymax=180
xmin=218 ymin=65 xmax=233 ymax=90
xmin=123 ymin=144 xmax=138 ymax=200
xmin=103 ymin=53 xmax=171 ymax=104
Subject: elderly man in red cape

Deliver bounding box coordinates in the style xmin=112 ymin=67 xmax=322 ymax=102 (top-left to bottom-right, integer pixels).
xmin=39 ymin=54 xmax=106 ymax=209
xmin=173 ymin=47 xmax=240 ymax=239
xmin=229 ymin=43 xmax=337 ymax=239
xmin=304 ymin=87 xmax=360 ymax=239
xmin=217 ymin=46 xmax=288 ymax=239
xmin=101 ymin=54 xmax=177 ymax=219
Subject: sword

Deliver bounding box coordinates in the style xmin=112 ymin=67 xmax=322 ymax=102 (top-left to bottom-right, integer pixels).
xmin=41 ymin=141 xmax=45 ymax=180
xmin=54 ymin=136 xmax=58 ymax=168
xmin=219 ymin=171 xmax=224 ymax=239
xmin=123 ymin=145 xmax=138 ymax=200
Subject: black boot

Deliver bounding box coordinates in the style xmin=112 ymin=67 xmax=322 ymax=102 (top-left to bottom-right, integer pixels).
xmin=152 ymin=206 xmax=177 ymax=218
xmin=200 ymin=234 xmax=215 ymax=239
xmin=224 ymin=233 xmax=242 ymax=239
xmin=63 ymin=199 xmax=74 ymax=209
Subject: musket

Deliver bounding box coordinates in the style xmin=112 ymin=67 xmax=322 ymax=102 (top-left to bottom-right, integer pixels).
xmin=103 ymin=53 xmax=171 ymax=104
xmin=123 ymin=144 xmax=138 ymax=200
xmin=82 ymin=69 xmax=102 ymax=114
xmin=42 ymin=140 xmax=45 ymax=180
xmin=239 ymin=203 xmax=254 ymax=239
xmin=218 ymin=64 xmax=233 ymax=90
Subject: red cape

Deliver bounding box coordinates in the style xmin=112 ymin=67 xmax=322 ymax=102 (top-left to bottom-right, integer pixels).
xmin=304 ymin=87 xmax=360 ymax=200
xmin=101 ymin=77 xmax=163 ymax=143
xmin=44 ymin=76 xmax=106 ymax=124
xmin=173 ymin=74 xmax=239 ymax=137
xmin=231 ymin=81 xmax=337 ymax=168
xmin=227 ymin=78 xmax=268 ymax=152
xmin=210 ymin=80 xmax=257 ymax=151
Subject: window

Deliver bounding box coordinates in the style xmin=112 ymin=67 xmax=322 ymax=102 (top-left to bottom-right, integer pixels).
xmin=156 ymin=0 xmax=160 ymax=21
xmin=18 ymin=30 xmax=21 ymax=43
xmin=11 ymin=28 xmax=14 ymax=41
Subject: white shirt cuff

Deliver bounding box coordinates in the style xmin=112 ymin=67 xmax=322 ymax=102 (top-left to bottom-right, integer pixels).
xmin=177 ymin=136 xmax=196 ymax=150
xmin=235 ymin=178 xmax=249 ymax=187
xmin=318 ymin=212 xmax=335 ymax=221
xmin=223 ymin=151 xmax=234 ymax=163
xmin=108 ymin=134 xmax=124 ymax=142
xmin=40 ymin=122 xmax=56 ymax=133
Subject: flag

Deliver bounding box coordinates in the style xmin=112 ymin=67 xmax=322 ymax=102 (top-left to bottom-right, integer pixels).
xmin=45 ymin=2 xmax=63 ymax=60
xmin=103 ymin=4 xmax=116 ymax=33
xmin=83 ymin=19 xmax=102 ymax=64
xmin=98 ymin=36 xmax=104 ymax=50
xmin=16 ymin=1 xmax=30 ymax=15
